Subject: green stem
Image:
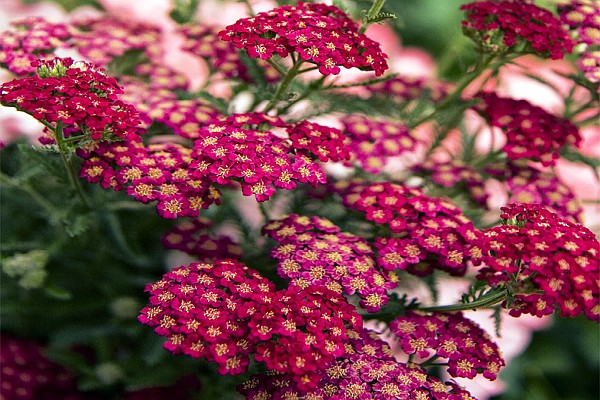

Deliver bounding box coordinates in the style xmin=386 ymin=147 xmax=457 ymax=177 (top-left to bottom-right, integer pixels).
xmin=53 ymin=122 xmax=92 ymax=210
xmin=263 ymin=60 xmax=304 ymax=113
xmin=265 ymin=58 xmax=287 ymax=76
xmin=419 ymin=288 xmax=508 ymax=313
xmin=258 ymin=201 xmax=271 ymax=223
xmin=360 ymin=0 xmax=387 ymax=33
xmin=241 ymin=0 xmax=256 ymax=16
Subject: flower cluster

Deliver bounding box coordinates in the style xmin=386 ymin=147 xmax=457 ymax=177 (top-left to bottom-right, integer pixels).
xmin=471 ymin=203 xmax=600 ymax=321
xmin=80 ymin=139 xmax=220 ymax=218
xmin=139 ymin=260 xmax=361 ymax=384
xmin=413 ymin=159 xmax=489 ymax=208
xmin=558 ymin=0 xmax=600 ymax=46
xmin=161 ymin=218 xmax=242 ymax=260
xmin=239 ymin=328 xmax=477 ymax=399
xmin=219 ymin=2 xmax=388 ymax=76
xmin=558 ymin=0 xmax=600 ymax=84
xmin=0 ymin=17 xmax=70 ymax=76
xmin=486 ymin=161 xmax=583 ymax=222
xmin=180 ymin=25 xmax=280 ymax=83
xmin=69 ymin=16 xmax=162 ymax=66
xmin=190 ymin=113 xmax=349 ymax=201
xmin=0 ymin=335 xmax=81 ymax=400
xmin=366 ymin=75 xmax=453 ymax=103
xmin=341 ymin=114 xmax=421 ymax=173
xmin=0 ymin=57 xmax=141 ymax=143
xmin=338 ymin=181 xmax=478 ymax=276
xmin=476 ymin=92 xmax=582 ymax=166
xmin=262 ymin=214 xmax=398 ymax=312
xmin=461 ymin=0 xmax=574 ymax=59
xmin=390 ymin=311 xmax=505 ymax=380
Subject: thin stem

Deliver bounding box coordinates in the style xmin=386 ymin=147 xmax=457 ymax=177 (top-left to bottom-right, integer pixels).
xmin=258 ymin=201 xmax=271 ymax=223
xmin=265 ymin=58 xmax=287 ymax=76
xmin=263 ymin=60 xmax=304 ymax=113
xmin=419 ymin=288 xmax=508 ymax=313
xmin=241 ymin=0 xmax=256 ymax=16
xmin=359 ymin=0 xmax=387 ymax=33
xmin=53 ymin=122 xmax=92 ymax=210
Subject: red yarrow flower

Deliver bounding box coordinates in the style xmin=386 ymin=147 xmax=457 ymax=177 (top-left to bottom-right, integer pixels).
xmin=139 ymin=260 xmax=362 ymax=382
xmin=219 ymin=2 xmax=388 ymax=76
xmin=390 ymin=311 xmax=505 ymax=381
xmin=0 ymin=57 xmax=141 ymax=143
xmin=461 ymin=0 xmax=574 ymax=59
xmin=190 ymin=113 xmax=349 ymax=202
xmin=0 ymin=334 xmax=81 ymax=400
xmin=262 ymin=214 xmax=399 ymax=312
xmin=476 ymin=92 xmax=582 ymax=166
xmin=337 ymin=181 xmax=478 ymax=277
xmin=471 ymin=203 xmax=600 ymax=322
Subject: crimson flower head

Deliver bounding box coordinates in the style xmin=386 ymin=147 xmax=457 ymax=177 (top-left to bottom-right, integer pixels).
xmin=338 ymin=181 xmax=478 ymax=277
xmin=461 ymin=0 xmax=574 ymax=59
xmin=0 ymin=57 xmax=141 ymax=143
xmin=471 ymin=203 xmax=600 ymax=322
xmin=190 ymin=113 xmax=349 ymax=202
xmin=390 ymin=311 xmax=505 ymax=380
xmin=262 ymin=214 xmax=398 ymax=312
xmin=477 ymin=92 xmax=582 ymax=166
xmin=239 ymin=328 xmax=477 ymax=399
xmin=219 ymin=2 xmax=388 ymax=76
xmin=139 ymin=260 xmax=361 ymax=383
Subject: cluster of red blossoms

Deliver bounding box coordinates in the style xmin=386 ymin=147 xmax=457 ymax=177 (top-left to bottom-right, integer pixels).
xmin=0 ymin=17 xmax=70 ymax=76
xmin=161 ymin=218 xmax=242 ymax=260
xmin=262 ymin=214 xmax=398 ymax=312
xmin=461 ymin=0 xmax=574 ymax=59
xmin=180 ymin=25 xmax=280 ymax=83
xmin=80 ymin=139 xmax=221 ymax=219
xmin=476 ymin=92 xmax=582 ymax=166
xmin=0 ymin=57 xmax=141 ymax=143
xmin=239 ymin=328 xmax=476 ymax=400
xmin=0 ymin=335 xmax=81 ymax=400
xmin=139 ymin=260 xmax=362 ymax=388
xmin=219 ymin=2 xmax=388 ymax=76
xmin=413 ymin=159 xmax=489 ymax=208
xmin=390 ymin=311 xmax=505 ymax=380
xmin=338 ymin=181 xmax=478 ymax=277
xmin=485 ymin=161 xmax=583 ymax=222
xmin=558 ymin=0 xmax=600 ymax=85
xmin=341 ymin=114 xmax=421 ymax=173
xmin=471 ymin=203 xmax=600 ymax=321
xmin=190 ymin=113 xmax=349 ymax=201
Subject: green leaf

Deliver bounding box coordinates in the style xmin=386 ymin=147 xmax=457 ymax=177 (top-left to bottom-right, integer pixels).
xmin=169 ymin=0 xmax=200 ymax=24
xmin=44 ymin=285 xmax=73 ymax=300
xmin=365 ymin=11 xmax=397 ymax=25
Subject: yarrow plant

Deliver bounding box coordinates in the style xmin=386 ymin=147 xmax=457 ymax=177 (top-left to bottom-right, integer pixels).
xmin=1 ymin=0 xmax=599 ymax=399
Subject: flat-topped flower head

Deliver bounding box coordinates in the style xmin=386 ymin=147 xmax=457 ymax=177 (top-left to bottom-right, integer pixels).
xmin=341 ymin=114 xmax=421 ymax=173
xmin=0 ymin=335 xmax=81 ymax=400
xmin=471 ymin=203 xmax=600 ymax=322
xmin=238 ymin=328 xmax=477 ymax=399
xmin=0 ymin=17 xmax=71 ymax=76
xmin=338 ymin=181 xmax=478 ymax=277
xmin=190 ymin=113 xmax=349 ymax=202
xmin=461 ymin=0 xmax=574 ymax=59
xmin=0 ymin=57 xmax=141 ymax=144
xmin=577 ymin=50 xmax=600 ymax=85
xmin=476 ymin=92 xmax=582 ymax=166
xmin=390 ymin=311 xmax=505 ymax=380
xmin=80 ymin=139 xmax=221 ymax=219
xmin=262 ymin=214 xmax=398 ymax=312
xmin=219 ymin=2 xmax=388 ymax=76
xmin=558 ymin=0 xmax=600 ymax=46
xmin=162 ymin=218 xmax=242 ymax=260
xmin=139 ymin=260 xmax=361 ymax=381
